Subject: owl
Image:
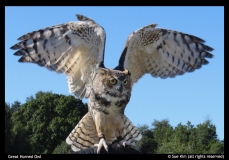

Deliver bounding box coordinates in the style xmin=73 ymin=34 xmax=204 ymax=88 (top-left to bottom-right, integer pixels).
xmin=10 ymin=14 xmax=213 ymax=153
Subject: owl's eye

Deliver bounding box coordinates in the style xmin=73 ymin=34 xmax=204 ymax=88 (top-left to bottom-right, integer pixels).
xmin=109 ymin=79 xmax=117 ymax=85
xmin=123 ymin=80 xmax=128 ymax=86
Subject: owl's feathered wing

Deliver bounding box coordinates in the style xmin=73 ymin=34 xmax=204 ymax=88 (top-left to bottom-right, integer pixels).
xmin=10 ymin=14 xmax=106 ymax=99
xmin=115 ymin=24 xmax=214 ymax=84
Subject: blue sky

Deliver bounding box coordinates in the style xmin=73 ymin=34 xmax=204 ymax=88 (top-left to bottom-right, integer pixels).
xmin=5 ymin=7 xmax=224 ymax=140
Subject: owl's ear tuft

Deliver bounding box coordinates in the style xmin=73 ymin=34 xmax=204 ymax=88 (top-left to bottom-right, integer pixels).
xmin=124 ymin=69 xmax=131 ymax=76
xmin=98 ymin=68 xmax=110 ymax=75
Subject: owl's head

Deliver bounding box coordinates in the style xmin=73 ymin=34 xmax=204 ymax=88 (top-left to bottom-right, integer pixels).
xmin=92 ymin=68 xmax=132 ymax=99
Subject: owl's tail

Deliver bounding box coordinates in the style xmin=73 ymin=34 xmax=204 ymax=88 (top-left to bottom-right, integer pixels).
xmin=66 ymin=112 xmax=99 ymax=151
xmin=66 ymin=113 xmax=142 ymax=152
xmin=119 ymin=115 xmax=142 ymax=146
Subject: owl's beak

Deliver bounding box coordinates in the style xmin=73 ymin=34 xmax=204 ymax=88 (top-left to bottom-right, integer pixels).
xmin=116 ymin=85 xmax=123 ymax=93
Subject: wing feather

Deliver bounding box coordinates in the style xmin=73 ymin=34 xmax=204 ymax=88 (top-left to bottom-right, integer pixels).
xmin=10 ymin=14 xmax=106 ymax=99
xmin=118 ymin=24 xmax=213 ymax=84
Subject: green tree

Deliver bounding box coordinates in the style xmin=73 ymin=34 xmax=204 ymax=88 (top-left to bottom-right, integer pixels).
xmin=152 ymin=119 xmax=173 ymax=145
xmin=136 ymin=125 xmax=157 ymax=154
xmin=10 ymin=91 xmax=87 ymax=154
xmin=208 ymin=139 xmax=224 ymax=154
xmin=193 ymin=119 xmax=218 ymax=153
xmin=5 ymin=102 xmax=13 ymax=153
xmin=10 ymin=101 xmax=21 ymax=112
xmin=52 ymin=141 xmax=72 ymax=154
xmin=156 ymin=122 xmax=193 ymax=154
xmin=137 ymin=119 xmax=224 ymax=154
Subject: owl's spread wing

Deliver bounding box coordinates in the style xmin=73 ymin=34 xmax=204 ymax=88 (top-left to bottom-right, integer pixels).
xmin=116 ymin=24 xmax=214 ymax=85
xmin=10 ymin=14 xmax=106 ymax=99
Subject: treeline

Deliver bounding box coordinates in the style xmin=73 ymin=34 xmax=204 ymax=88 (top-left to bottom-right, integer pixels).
xmin=5 ymin=91 xmax=224 ymax=154
xmin=136 ymin=120 xmax=224 ymax=154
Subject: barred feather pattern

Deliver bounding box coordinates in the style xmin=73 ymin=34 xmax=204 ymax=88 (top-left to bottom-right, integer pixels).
xmin=10 ymin=14 xmax=105 ymax=99
xmin=119 ymin=115 xmax=142 ymax=145
xmin=66 ymin=112 xmax=142 ymax=151
xmin=122 ymin=24 xmax=214 ymax=84
xmin=66 ymin=113 xmax=99 ymax=151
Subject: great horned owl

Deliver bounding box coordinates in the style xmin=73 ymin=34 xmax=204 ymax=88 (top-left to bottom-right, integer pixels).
xmin=10 ymin=14 xmax=213 ymax=153
xmin=66 ymin=68 xmax=140 ymax=153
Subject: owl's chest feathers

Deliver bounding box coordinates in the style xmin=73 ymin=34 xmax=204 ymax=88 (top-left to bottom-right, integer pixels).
xmin=89 ymin=91 xmax=130 ymax=116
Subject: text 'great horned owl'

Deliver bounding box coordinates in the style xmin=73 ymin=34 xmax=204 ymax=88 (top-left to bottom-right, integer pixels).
xmin=10 ymin=14 xmax=213 ymax=153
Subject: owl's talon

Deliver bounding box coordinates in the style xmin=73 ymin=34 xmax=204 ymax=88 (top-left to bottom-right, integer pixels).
xmin=95 ymin=138 xmax=108 ymax=154
xmin=120 ymin=141 xmax=134 ymax=148
xmin=121 ymin=141 xmax=129 ymax=148
xmin=122 ymin=141 xmax=126 ymax=147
